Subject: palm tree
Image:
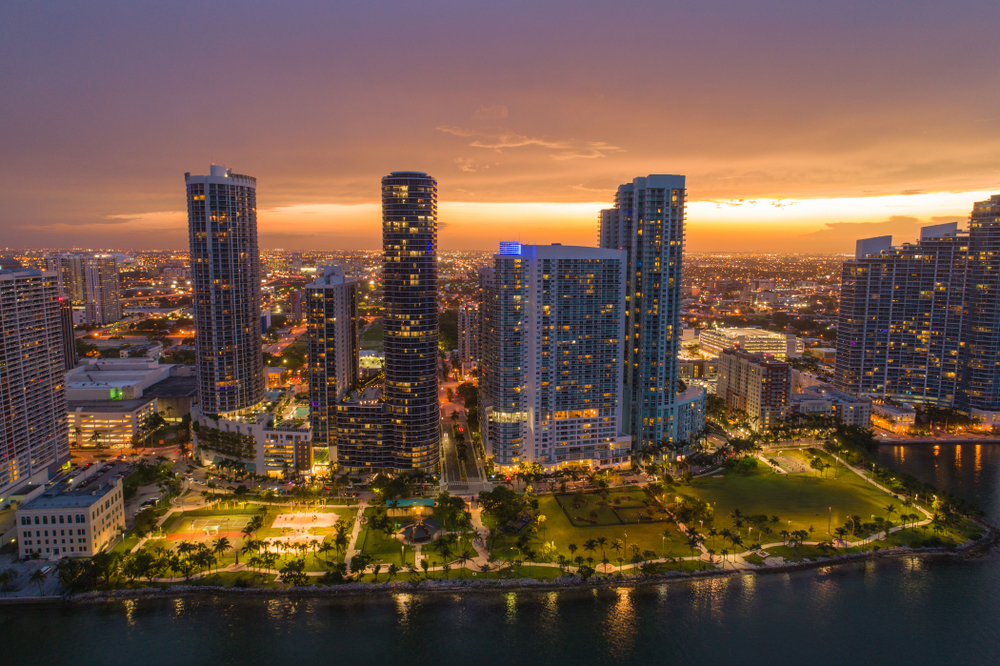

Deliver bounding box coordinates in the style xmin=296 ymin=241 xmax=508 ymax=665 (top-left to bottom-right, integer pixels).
xmin=611 ymin=539 xmax=624 ymax=572
xmin=596 ymin=536 xmax=609 ymax=567
xmin=834 ymin=526 xmax=848 ymax=548
xmin=583 ymin=538 xmax=598 ymax=564
xmin=318 ymin=541 xmax=335 ymax=565
xmin=212 ymin=537 xmax=231 ymax=572
xmin=884 ymin=504 xmax=897 ymax=520
xmin=29 ymin=568 xmax=47 ymax=595
xmin=0 ymin=568 xmax=17 ymax=596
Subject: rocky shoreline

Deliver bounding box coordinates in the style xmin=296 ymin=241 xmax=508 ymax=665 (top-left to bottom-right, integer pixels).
xmin=55 ymin=521 xmax=996 ymax=605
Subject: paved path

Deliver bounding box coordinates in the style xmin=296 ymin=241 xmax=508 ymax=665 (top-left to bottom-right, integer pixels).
xmin=343 ymin=500 xmax=367 ymax=567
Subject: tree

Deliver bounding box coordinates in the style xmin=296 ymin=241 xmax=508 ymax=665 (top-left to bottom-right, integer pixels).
xmin=279 ymin=558 xmax=308 ymax=587
xmin=611 ymin=539 xmax=625 ymax=572
xmin=596 ymin=536 xmax=609 ymax=567
xmin=212 ymin=537 xmax=232 ymax=572
xmin=29 ymin=568 xmax=47 ymax=595
xmin=583 ymin=538 xmax=598 ymax=565
xmin=0 ymin=568 xmax=17 ymax=595
xmin=834 ymin=527 xmax=848 ymax=548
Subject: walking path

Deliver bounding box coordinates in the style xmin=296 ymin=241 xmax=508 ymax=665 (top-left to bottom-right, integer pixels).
xmin=343 ymin=500 xmax=367 ymax=567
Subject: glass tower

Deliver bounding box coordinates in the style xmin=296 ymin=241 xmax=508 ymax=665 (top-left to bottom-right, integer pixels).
xmin=186 ymin=165 xmax=265 ymax=415
xmin=599 ymin=175 xmax=698 ymax=450
xmin=381 ymin=171 xmax=440 ymax=472
xmin=306 ymin=266 xmax=359 ymax=454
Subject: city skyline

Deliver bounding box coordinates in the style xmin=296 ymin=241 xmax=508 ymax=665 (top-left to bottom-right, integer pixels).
xmin=2 ymin=2 xmax=998 ymax=253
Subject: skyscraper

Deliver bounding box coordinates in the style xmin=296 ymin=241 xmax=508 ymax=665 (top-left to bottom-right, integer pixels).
xmin=381 ymin=171 xmax=440 ymax=472
xmin=483 ymin=243 xmax=632 ymax=470
xmin=0 ymin=268 xmax=70 ymax=498
xmin=458 ymin=303 xmax=479 ymax=374
xmin=46 ymin=253 xmax=121 ymax=325
xmin=836 ymin=196 xmax=1000 ymax=419
xmin=599 ymin=175 xmax=706 ymax=451
xmin=58 ymin=295 xmax=78 ymax=371
xmin=306 ymin=266 xmax=359 ymax=456
xmin=186 ymin=165 xmax=264 ymax=415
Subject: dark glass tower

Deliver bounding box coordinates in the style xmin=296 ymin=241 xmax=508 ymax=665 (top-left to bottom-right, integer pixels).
xmin=186 ymin=165 xmax=265 ymax=415
xmin=381 ymin=171 xmax=440 ymax=472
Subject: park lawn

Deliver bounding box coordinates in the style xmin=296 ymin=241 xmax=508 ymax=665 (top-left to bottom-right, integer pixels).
xmin=764 ymin=544 xmax=843 ymax=562
xmin=360 ymin=324 xmax=383 ymax=350
xmin=536 ymin=495 xmax=692 ymax=562
xmin=112 ymin=534 xmax=142 ymax=554
xmin=744 ymin=553 xmax=767 ymax=566
xmin=640 ymin=559 xmax=714 ymax=573
xmin=358 ymin=518 xmax=415 ymax=567
xmin=683 ymin=461 xmax=907 ymax=541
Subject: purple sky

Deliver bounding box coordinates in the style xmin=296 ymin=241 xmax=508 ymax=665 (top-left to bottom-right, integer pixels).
xmin=2 ymin=0 xmax=998 ymax=252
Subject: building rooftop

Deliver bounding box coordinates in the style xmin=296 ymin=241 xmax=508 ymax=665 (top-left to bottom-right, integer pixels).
xmin=20 ymin=480 xmax=120 ymax=511
xmin=145 ymin=375 xmax=198 ymax=399
xmin=68 ymin=397 xmax=155 ymax=412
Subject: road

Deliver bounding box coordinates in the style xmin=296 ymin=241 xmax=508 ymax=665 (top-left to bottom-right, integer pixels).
xmin=264 ymin=324 xmax=307 ymax=354
xmin=438 ymin=379 xmax=490 ymax=495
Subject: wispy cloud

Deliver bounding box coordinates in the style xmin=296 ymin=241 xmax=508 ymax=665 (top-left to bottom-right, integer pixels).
xmin=437 ymin=125 xmax=622 ymax=160
xmin=454 ymin=157 xmax=488 ymax=172
xmin=472 ymin=104 xmax=508 ymax=120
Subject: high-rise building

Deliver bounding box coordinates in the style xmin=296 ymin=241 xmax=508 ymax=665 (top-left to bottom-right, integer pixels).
xmin=58 ymin=295 xmax=78 ymax=370
xmin=0 ymin=268 xmax=70 ymax=499
xmin=381 ymin=171 xmax=440 ymax=473
xmin=186 ymin=165 xmax=265 ymax=415
xmin=46 ymin=253 xmax=121 ymax=325
xmin=715 ymin=350 xmax=792 ymax=431
xmin=482 ymin=243 xmax=632 ymax=470
xmin=458 ymin=303 xmax=479 ymax=374
xmin=835 ymin=200 xmax=1000 ymax=418
xmin=306 ymin=266 xmax=359 ymax=455
xmin=477 ymin=266 xmax=496 ymax=450
xmin=599 ymin=175 xmax=706 ymax=450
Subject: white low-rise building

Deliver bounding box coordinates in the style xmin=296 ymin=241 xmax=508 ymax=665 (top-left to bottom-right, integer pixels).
xmin=16 ymin=478 xmax=125 ymax=559
xmin=191 ymin=407 xmax=313 ymax=478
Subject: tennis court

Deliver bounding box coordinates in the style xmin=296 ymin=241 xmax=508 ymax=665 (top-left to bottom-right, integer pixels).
xmin=185 ymin=516 xmax=250 ymax=534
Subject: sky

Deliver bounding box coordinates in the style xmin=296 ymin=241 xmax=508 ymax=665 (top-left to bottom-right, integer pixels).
xmin=2 ymin=0 xmax=999 ymax=253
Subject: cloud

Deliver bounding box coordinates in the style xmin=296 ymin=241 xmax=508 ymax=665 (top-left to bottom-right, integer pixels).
xmin=436 ymin=125 xmax=622 ymax=160
xmin=797 ymin=215 xmax=929 ymax=247
xmin=454 ymin=157 xmax=487 ymax=173
xmin=472 ymin=104 xmax=508 ymax=120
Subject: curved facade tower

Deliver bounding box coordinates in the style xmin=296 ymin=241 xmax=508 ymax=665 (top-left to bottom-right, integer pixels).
xmin=381 ymin=171 xmax=440 ymax=472
xmin=186 ymin=165 xmax=265 ymax=415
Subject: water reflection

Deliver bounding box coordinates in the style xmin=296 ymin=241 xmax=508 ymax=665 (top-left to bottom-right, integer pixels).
xmin=878 ymin=442 xmax=1000 ymax=520
xmin=602 ymin=588 xmax=637 ymax=660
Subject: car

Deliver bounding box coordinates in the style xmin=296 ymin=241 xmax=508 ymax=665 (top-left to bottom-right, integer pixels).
xmin=40 ymin=565 xmax=53 ymax=575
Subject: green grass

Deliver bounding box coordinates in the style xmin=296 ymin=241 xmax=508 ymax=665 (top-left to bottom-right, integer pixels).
xmin=639 ymin=559 xmax=714 ymax=573
xmin=533 ymin=495 xmax=692 ymax=562
xmin=744 ymin=553 xmax=767 ymax=566
xmin=763 ymin=544 xmax=843 ymax=562
xmin=360 ymin=324 xmax=383 ymax=351
xmin=683 ymin=453 xmax=908 ymax=541
xmin=357 ymin=509 xmax=415 ymax=566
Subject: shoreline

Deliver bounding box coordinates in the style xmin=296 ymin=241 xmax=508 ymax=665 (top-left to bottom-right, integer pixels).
xmin=10 ymin=520 xmax=987 ymax=607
